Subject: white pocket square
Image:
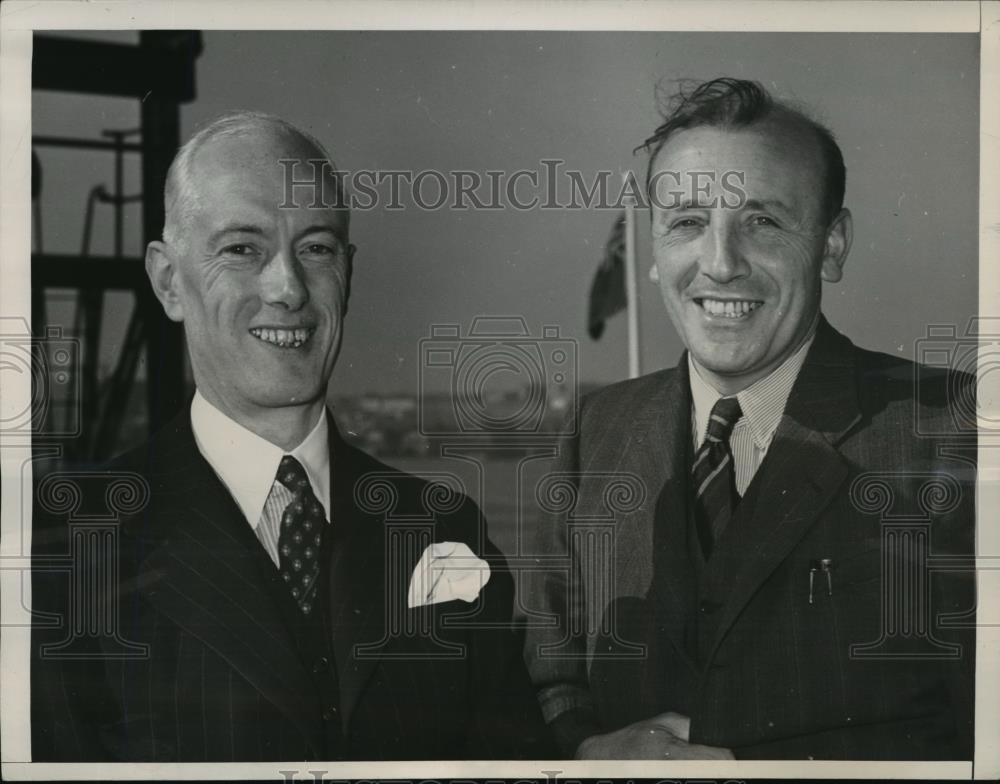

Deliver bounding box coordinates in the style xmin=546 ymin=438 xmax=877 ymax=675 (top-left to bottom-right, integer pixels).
xmin=407 ymin=541 xmax=491 ymax=609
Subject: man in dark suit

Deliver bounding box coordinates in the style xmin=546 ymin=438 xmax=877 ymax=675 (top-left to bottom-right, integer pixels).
xmin=32 ymin=111 xmax=551 ymax=761
xmin=521 ymin=78 xmax=976 ymax=760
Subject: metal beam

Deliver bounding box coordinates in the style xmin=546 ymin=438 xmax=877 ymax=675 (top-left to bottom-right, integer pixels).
xmin=33 ymin=135 xmax=143 ymax=153
xmin=32 ymin=254 xmax=148 ymax=291
xmin=140 ymin=31 xmax=191 ymax=431
xmin=32 ymin=35 xmax=200 ymax=101
xmin=93 ymin=306 xmax=148 ymax=459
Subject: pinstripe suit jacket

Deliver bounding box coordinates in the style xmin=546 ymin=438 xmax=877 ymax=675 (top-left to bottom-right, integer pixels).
xmin=522 ymin=317 xmax=976 ymax=759
xmin=32 ymin=407 xmax=552 ymax=761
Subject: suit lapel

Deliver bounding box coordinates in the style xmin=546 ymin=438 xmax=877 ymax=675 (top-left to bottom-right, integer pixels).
xmin=613 ymin=361 xmax=699 ymax=672
xmin=126 ymin=411 xmax=324 ymax=751
xmin=703 ymin=319 xmax=863 ymax=663
xmin=324 ymin=422 xmax=400 ymax=729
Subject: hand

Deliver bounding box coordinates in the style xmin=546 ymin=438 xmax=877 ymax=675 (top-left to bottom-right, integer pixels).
xmin=575 ymin=712 xmax=734 ymax=760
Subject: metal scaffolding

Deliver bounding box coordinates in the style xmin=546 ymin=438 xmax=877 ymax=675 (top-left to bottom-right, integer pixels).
xmin=31 ymin=32 xmax=202 ymax=463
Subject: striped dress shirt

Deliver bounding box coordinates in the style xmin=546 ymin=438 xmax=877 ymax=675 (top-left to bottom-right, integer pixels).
xmin=689 ymin=330 xmax=815 ymax=495
xmin=190 ymin=391 xmax=331 ymax=565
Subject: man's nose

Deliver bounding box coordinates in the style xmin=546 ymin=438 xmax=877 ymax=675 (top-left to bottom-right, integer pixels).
xmin=699 ymin=221 xmax=749 ymax=283
xmin=260 ymin=249 xmax=309 ymax=310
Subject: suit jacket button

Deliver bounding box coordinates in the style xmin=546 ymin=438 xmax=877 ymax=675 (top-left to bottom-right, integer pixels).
xmin=312 ymin=656 xmax=329 ymax=673
xmin=322 ymin=706 xmax=339 ymax=721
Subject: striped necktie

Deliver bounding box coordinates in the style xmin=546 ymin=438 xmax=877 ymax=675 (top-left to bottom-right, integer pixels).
xmin=692 ymin=396 xmax=743 ymax=558
xmin=262 ymin=455 xmax=326 ymax=615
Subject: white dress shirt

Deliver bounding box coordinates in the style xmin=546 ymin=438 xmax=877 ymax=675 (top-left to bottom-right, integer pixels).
xmin=190 ymin=391 xmax=331 ymax=565
xmin=689 ymin=330 xmax=815 ymax=496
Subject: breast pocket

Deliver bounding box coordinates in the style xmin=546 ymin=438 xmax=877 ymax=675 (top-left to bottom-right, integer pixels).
xmin=830 ymin=547 xmax=884 ymax=595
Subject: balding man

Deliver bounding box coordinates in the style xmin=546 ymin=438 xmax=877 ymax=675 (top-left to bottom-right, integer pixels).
xmin=522 ymin=78 xmax=975 ymax=760
xmin=32 ymin=112 xmax=551 ymax=762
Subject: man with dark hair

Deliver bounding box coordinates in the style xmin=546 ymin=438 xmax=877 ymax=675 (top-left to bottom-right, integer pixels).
xmin=32 ymin=111 xmax=552 ymax=762
xmin=642 ymin=78 xmax=846 ymax=222
xmin=522 ymin=78 xmax=975 ymax=760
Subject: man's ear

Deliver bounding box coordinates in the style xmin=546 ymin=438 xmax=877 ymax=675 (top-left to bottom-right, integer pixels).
xmin=145 ymin=241 xmax=185 ymax=322
xmin=820 ymin=207 xmax=853 ymax=283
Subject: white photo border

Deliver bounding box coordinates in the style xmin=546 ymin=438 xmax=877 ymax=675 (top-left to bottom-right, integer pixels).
xmin=2 ymin=1 xmax=997 ymax=780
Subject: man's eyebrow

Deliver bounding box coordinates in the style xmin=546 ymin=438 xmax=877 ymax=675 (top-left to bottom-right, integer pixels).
xmin=743 ymin=198 xmax=793 ymax=214
xmin=294 ymin=224 xmax=348 ymax=242
xmin=663 ymin=197 xmax=713 ymax=211
xmin=207 ymin=224 xmax=266 ymax=245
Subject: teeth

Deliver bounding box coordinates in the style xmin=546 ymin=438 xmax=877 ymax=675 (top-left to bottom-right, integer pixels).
xmin=250 ymin=327 xmax=312 ymax=347
xmin=700 ymin=298 xmax=761 ymax=318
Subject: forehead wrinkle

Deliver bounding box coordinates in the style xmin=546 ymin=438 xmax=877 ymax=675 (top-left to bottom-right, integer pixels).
xmin=742 ymin=197 xmax=794 ymax=215
xmin=174 ymin=130 xmax=351 ymax=249
xmin=656 ymin=123 xmax=824 ymax=182
xmin=161 ymin=113 xmax=353 ymax=261
xmin=293 ymin=222 xmax=349 ymax=243
xmin=191 ymin=129 xmax=326 ymax=192
xmin=204 ymin=223 xmax=269 ymax=248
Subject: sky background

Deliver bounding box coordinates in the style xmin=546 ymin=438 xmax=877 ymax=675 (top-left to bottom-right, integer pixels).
xmin=32 ymin=30 xmax=979 ymax=397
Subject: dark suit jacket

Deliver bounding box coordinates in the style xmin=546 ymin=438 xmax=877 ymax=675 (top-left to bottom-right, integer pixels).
xmin=32 ymin=407 xmax=552 ymax=761
xmin=522 ymin=317 xmax=975 ymax=759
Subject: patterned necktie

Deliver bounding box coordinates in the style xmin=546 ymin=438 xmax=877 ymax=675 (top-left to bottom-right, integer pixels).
xmin=692 ymin=396 xmax=743 ymax=558
xmin=272 ymin=455 xmax=325 ymax=615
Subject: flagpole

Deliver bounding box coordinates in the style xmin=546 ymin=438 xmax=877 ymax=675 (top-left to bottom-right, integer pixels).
xmin=623 ymin=188 xmax=641 ymax=379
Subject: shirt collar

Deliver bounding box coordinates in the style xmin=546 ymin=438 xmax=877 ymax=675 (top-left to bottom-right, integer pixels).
xmin=689 ymin=327 xmax=816 ymax=450
xmin=190 ymin=390 xmax=331 ymax=529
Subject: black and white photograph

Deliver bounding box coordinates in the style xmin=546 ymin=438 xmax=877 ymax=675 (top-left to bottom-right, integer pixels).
xmin=1 ymin=1 xmax=997 ymax=781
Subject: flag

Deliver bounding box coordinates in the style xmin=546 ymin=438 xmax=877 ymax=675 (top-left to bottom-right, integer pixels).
xmin=587 ymin=211 xmax=627 ymax=340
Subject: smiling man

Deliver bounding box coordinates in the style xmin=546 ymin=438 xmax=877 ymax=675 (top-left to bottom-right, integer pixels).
xmin=32 ymin=112 xmax=551 ymax=762
xmin=149 ymin=115 xmax=354 ymax=455
xmin=649 ymin=115 xmax=850 ymax=397
xmin=522 ymin=78 xmax=975 ymax=760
